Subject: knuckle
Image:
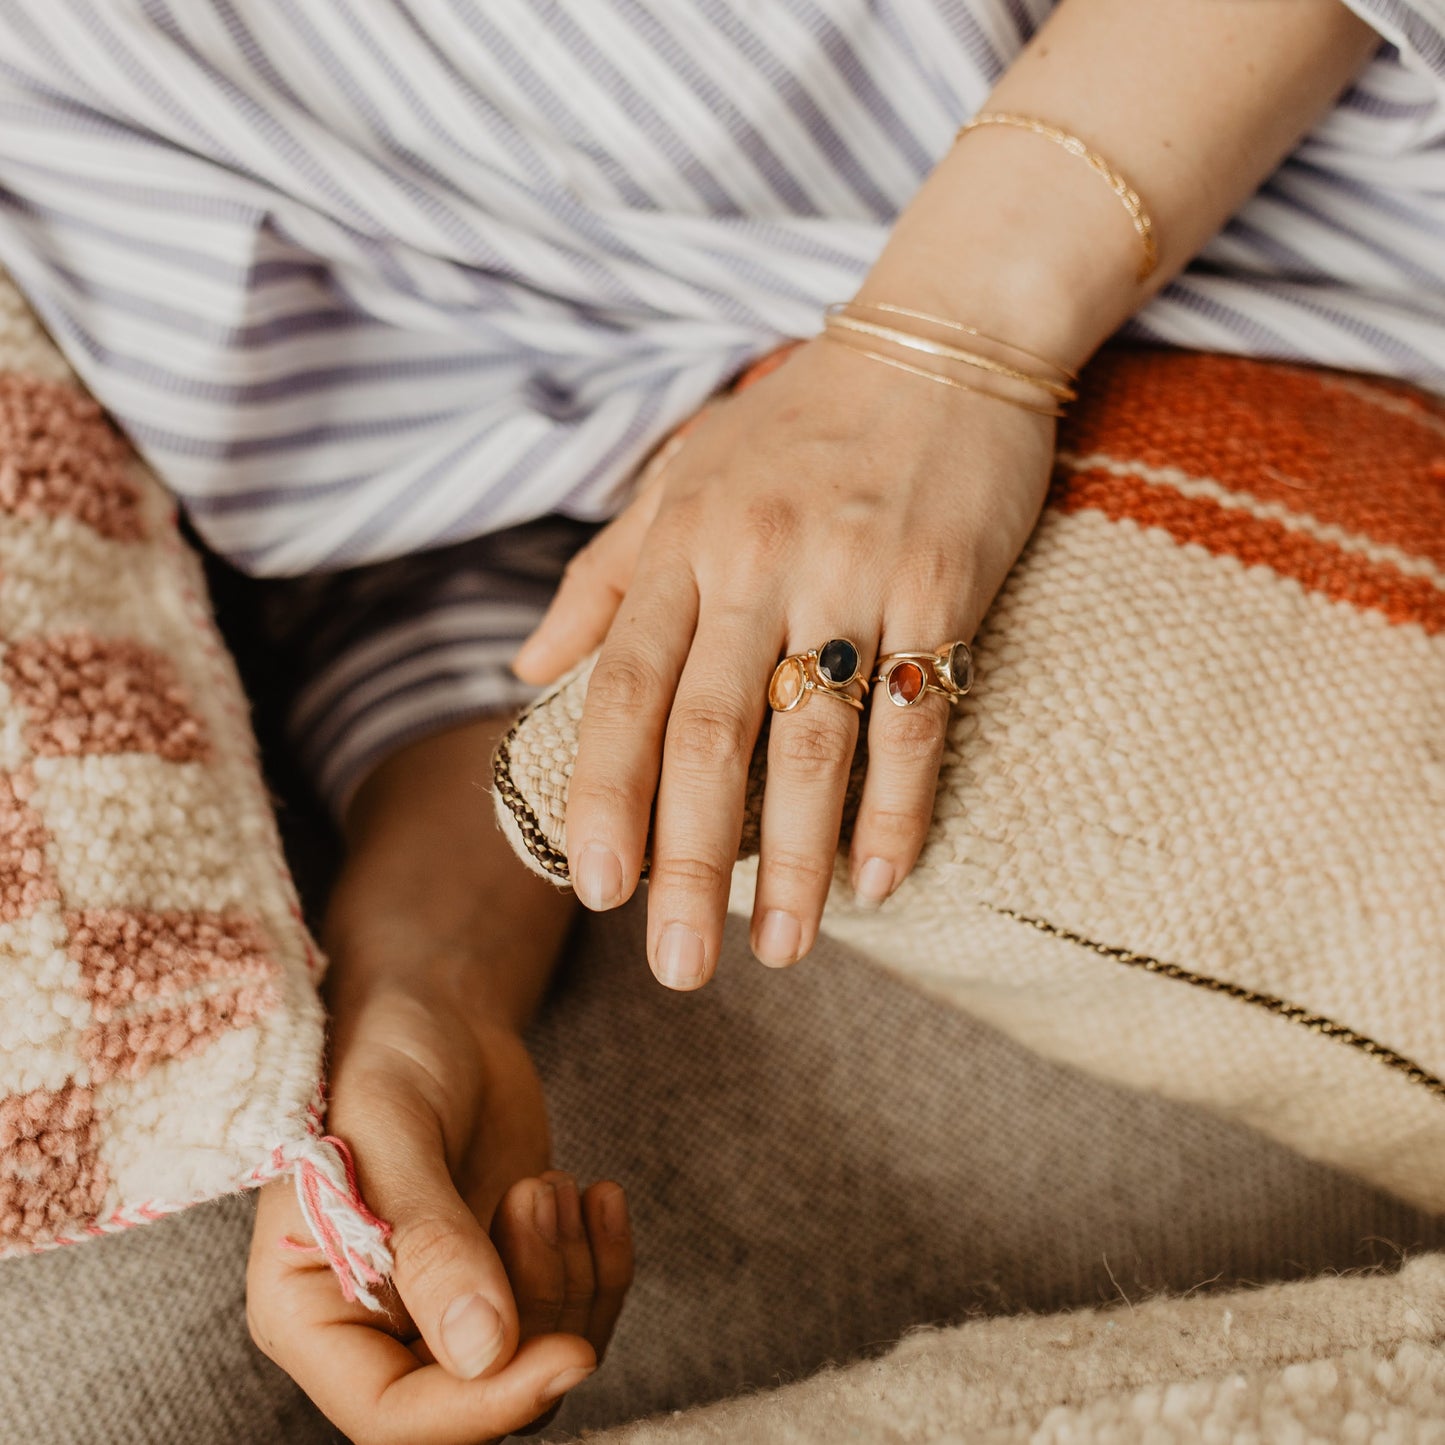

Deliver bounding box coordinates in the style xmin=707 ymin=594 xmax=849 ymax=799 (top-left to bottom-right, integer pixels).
xmin=667 ymin=705 xmax=751 ymax=771
xmin=762 ymin=846 xmax=834 ymax=891
xmin=773 ymin=716 xmax=851 ymax=769
xmin=649 ymin=852 xmax=729 ymax=893
xmin=389 ymin=1211 xmax=466 ymax=1291
xmin=871 ymin=709 xmax=946 ymax=765
xmin=568 ymin=773 xmax=635 ymax=819
xmin=858 ymin=803 xmax=928 ymax=852
xmin=907 ymin=550 xmax=957 ymax=595
xmin=736 ymin=496 xmax=801 ymax=569
xmin=528 ymin=1282 xmax=568 ymax=1312
xmin=589 ymin=652 xmax=663 ymax=714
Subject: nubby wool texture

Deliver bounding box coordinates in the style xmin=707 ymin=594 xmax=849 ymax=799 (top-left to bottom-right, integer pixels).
xmin=0 ymin=269 xmax=392 ymax=1301
xmin=495 ymin=345 xmax=1445 ymax=1213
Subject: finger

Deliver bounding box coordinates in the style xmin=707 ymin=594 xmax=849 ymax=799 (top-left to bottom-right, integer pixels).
xmin=566 ymin=555 xmax=698 ymax=913
xmin=850 ymin=641 xmax=954 ymax=908
xmin=490 ymin=1178 xmax=565 ymax=1341
xmin=373 ymin=1336 xmax=595 ymax=1445
xmin=513 ymin=493 xmax=661 ymax=686
xmin=249 ymin=1181 xmax=596 ymax=1445
xmin=542 ymin=1171 xmax=596 ymax=1338
xmin=582 ymin=1182 xmax=634 ymax=1361
xmin=335 ymin=1079 xmax=522 ymax=1382
xmin=646 ymin=609 xmax=773 ymax=988
xmin=750 ymin=634 xmax=870 ymax=967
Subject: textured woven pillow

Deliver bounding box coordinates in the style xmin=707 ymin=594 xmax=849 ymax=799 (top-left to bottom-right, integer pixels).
xmin=494 ymin=347 xmax=1445 ymax=1213
xmin=0 ymin=269 xmax=391 ymax=1299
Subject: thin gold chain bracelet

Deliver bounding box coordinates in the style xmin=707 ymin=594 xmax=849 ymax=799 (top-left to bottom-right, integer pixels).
xmin=956 ymin=111 xmax=1158 ymax=282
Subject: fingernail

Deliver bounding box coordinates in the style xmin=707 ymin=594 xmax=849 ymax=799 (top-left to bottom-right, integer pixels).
xmin=601 ymin=1187 xmax=629 ymax=1242
xmin=854 ymin=857 xmax=895 ymax=908
xmin=543 ymin=1365 xmax=595 ymax=1405
xmin=574 ymin=842 xmax=623 ymax=911
xmin=755 ymin=909 xmax=801 ymax=966
xmin=441 ymin=1292 xmax=505 ymax=1379
xmin=533 ymin=1183 xmax=558 ymax=1246
xmin=654 ymin=923 xmax=707 ymax=989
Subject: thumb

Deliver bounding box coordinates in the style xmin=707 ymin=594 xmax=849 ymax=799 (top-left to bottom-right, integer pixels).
xmin=361 ymin=1094 xmax=523 ymax=1382
xmin=512 ymin=486 xmax=663 ymax=686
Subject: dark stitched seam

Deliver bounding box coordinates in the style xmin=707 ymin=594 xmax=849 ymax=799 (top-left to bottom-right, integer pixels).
xmin=988 ymin=905 xmax=1445 ymax=1098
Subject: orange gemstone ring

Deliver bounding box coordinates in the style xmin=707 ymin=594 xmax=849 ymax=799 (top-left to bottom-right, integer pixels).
xmin=874 ymin=642 xmax=973 ymax=708
xmin=768 ymin=637 xmax=869 ymax=713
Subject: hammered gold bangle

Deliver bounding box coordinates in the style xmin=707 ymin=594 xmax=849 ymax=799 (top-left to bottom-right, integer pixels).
xmin=824 ymin=306 xmax=1076 ymax=402
xmin=956 ymin=111 xmax=1158 ymax=282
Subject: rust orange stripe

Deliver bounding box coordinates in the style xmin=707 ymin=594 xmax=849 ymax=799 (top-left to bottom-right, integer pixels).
xmin=1062 ymin=352 xmax=1445 ymax=567
xmin=1056 ymin=467 xmax=1445 ymax=635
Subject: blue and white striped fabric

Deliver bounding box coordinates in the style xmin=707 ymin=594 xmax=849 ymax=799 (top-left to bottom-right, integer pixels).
xmin=0 ymin=0 xmax=1441 ymax=812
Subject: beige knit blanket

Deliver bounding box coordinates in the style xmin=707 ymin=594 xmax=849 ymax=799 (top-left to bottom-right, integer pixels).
xmin=0 ymin=266 xmax=390 ymax=1299
xmin=594 ymin=1255 xmax=1445 ymax=1442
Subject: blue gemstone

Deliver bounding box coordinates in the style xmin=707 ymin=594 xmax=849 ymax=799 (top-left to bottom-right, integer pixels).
xmin=817 ymin=638 xmax=859 ymax=687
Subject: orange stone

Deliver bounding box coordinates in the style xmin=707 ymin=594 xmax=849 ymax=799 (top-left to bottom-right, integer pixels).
xmin=886 ymin=660 xmax=925 ymax=706
xmin=768 ymin=656 xmax=807 ymax=711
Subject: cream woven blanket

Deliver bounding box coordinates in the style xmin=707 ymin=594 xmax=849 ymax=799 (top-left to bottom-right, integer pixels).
xmin=494 ymin=347 xmax=1445 ymax=1213
xmin=0 ymin=270 xmax=389 ymax=1299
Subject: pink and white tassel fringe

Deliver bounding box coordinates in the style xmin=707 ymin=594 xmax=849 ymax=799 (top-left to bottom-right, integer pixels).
xmin=279 ymin=1132 xmax=394 ymax=1310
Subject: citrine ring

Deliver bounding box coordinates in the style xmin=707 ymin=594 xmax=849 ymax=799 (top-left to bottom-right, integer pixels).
xmin=768 ymin=637 xmax=869 ymax=713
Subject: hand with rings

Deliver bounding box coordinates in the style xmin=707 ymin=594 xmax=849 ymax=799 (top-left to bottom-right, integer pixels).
xmin=512 ymin=331 xmax=1055 ymax=989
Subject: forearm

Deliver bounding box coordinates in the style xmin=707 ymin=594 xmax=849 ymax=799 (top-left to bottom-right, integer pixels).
xmin=324 ymin=714 xmax=576 ymax=1034
xmin=860 ymin=0 xmax=1379 ymax=367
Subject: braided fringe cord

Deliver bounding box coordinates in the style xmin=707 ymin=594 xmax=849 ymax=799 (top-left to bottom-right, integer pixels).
xmin=277 ymin=1121 xmax=394 ymax=1309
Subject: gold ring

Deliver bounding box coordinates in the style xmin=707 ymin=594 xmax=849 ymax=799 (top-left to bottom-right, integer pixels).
xmin=768 ymin=637 xmax=869 ymax=713
xmin=874 ymin=642 xmax=973 ymax=708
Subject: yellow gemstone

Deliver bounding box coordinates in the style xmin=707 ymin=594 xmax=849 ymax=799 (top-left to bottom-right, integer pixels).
xmin=768 ymin=656 xmax=807 ymax=711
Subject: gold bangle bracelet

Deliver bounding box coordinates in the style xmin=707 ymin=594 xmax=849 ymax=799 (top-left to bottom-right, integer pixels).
xmin=825 ymin=308 xmax=1076 ymax=402
xmin=841 ymin=300 xmax=1077 ymax=380
xmin=820 ymin=330 xmax=1065 ymax=419
xmin=843 ymin=300 xmax=1080 ymax=381
xmin=955 ymin=111 xmax=1158 ymax=283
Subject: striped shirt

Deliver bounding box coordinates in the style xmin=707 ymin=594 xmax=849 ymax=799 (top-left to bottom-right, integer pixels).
xmin=0 ymin=0 xmax=1441 ymax=811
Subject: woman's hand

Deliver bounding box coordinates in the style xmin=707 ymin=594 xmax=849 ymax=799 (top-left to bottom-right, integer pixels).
xmin=246 ymin=721 xmax=634 ymax=1444
xmin=514 ymin=335 xmax=1055 ymax=987
xmin=508 ymin=0 xmax=1380 ymax=996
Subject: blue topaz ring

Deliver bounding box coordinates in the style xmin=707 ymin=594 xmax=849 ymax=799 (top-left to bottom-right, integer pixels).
xmin=768 ymin=637 xmax=869 ymax=713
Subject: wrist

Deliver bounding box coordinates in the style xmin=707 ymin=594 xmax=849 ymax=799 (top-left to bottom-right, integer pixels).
xmin=855 ymin=242 xmax=1112 ymax=378
xmin=857 ymin=127 xmax=1155 ymax=373
xmin=322 ymin=899 xmax=568 ymax=1038
xmin=323 ymin=715 xmax=577 ymax=1034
